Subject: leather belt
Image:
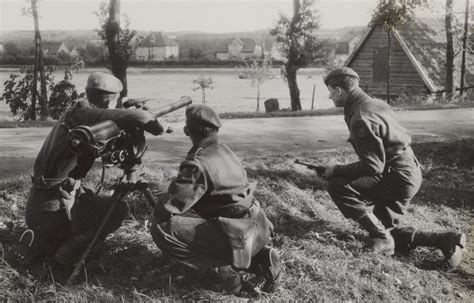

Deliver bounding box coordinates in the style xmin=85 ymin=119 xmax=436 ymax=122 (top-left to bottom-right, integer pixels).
xmin=31 ymin=175 xmax=66 ymax=189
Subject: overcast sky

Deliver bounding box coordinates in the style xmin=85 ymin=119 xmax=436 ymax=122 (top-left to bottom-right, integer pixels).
xmin=0 ymin=0 xmax=463 ymax=33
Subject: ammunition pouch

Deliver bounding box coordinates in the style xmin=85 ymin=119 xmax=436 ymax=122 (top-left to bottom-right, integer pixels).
xmin=218 ymin=202 xmax=273 ymax=269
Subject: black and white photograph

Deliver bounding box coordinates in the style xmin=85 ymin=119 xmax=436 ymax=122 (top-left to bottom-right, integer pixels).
xmin=0 ymin=0 xmax=472 ymax=300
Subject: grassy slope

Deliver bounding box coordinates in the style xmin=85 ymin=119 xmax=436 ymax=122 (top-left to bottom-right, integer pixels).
xmin=0 ymin=138 xmax=472 ymax=301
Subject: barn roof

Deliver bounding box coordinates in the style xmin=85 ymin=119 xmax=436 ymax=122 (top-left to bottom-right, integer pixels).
xmin=338 ymin=31 xmax=362 ymax=43
xmin=346 ymin=17 xmax=474 ymax=93
xmin=140 ymin=32 xmax=178 ymax=48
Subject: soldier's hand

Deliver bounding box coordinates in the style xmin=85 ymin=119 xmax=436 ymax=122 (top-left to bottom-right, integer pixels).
xmin=59 ymin=178 xmax=80 ymax=220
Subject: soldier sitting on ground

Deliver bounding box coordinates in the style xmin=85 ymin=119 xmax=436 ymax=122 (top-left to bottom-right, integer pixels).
xmin=319 ymin=67 xmax=466 ymax=266
xmin=149 ymin=104 xmax=282 ymax=294
xmin=17 ymin=72 xmax=166 ymax=268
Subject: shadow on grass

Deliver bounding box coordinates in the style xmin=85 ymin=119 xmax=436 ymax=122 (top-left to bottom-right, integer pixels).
xmin=247 ymin=167 xmax=326 ymax=192
xmin=0 ymin=225 xmax=200 ymax=299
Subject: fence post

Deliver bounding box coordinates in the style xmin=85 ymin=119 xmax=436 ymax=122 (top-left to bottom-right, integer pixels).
xmin=311 ymin=84 xmax=316 ymax=110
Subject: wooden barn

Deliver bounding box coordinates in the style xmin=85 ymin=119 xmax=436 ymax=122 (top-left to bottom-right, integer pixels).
xmin=345 ymin=17 xmax=474 ymax=98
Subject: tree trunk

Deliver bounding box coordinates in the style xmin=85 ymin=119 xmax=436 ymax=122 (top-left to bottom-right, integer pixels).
xmin=38 ymin=44 xmax=48 ymax=119
xmin=202 ymin=88 xmax=206 ymax=104
xmin=286 ymin=65 xmax=302 ymax=111
xmin=386 ymin=29 xmax=391 ymax=104
xmin=31 ymin=0 xmax=48 ymax=119
xmin=285 ymin=0 xmax=302 ymax=111
xmin=256 ymin=85 xmax=260 ymax=112
xmin=31 ymin=37 xmax=38 ymax=121
xmin=445 ymin=0 xmax=455 ymax=96
xmin=459 ymin=0 xmax=470 ymax=95
xmin=106 ymin=0 xmax=128 ymax=108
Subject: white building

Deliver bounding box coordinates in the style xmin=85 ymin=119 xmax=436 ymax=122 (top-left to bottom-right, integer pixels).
xmin=135 ymin=32 xmax=179 ymax=61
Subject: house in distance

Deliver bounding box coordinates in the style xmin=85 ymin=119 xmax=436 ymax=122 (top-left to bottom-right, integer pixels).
xmin=216 ymin=37 xmax=266 ymax=60
xmin=135 ymin=31 xmax=179 ymax=61
xmin=42 ymin=41 xmax=69 ymax=56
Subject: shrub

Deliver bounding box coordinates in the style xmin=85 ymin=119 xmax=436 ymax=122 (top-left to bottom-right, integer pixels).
xmin=0 ymin=67 xmax=54 ymax=120
xmin=48 ymin=70 xmax=84 ymax=119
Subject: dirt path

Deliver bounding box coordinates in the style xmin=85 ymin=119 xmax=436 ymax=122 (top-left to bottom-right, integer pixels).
xmin=1 ymin=108 xmax=473 ymax=163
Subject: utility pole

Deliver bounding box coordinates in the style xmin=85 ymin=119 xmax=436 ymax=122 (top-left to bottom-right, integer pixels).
xmin=460 ymin=0 xmax=470 ymax=95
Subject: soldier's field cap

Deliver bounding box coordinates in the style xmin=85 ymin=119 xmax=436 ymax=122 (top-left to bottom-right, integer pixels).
xmin=186 ymin=104 xmax=222 ymax=129
xmin=324 ymin=67 xmax=360 ymax=86
xmin=86 ymin=72 xmax=123 ymax=93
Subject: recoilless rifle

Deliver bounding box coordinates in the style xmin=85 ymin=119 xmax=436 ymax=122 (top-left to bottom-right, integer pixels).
xmin=64 ymin=96 xmax=192 ymax=286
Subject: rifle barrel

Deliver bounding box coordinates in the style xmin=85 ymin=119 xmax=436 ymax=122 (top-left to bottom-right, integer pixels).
xmin=152 ymin=96 xmax=192 ymax=118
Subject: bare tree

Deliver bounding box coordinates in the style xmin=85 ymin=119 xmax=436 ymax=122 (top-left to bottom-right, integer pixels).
xmin=459 ymin=0 xmax=470 ymax=95
xmin=271 ymin=0 xmax=329 ymax=111
xmin=238 ymin=59 xmax=276 ymax=112
xmin=192 ymin=75 xmax=214 ymax=104
xmin=96 ymin=0 xmax=141 ymax=108
xmin=445 ymin=0 xmax=455 ymax=96
xmin=26 ymin=0 xmax=49 ymax=119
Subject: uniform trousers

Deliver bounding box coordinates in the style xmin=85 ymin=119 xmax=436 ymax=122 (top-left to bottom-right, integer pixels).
xmin=25 ymin=187 xmax=129 ymax=253
xmin=327 ymin=159 xmax=422 ymax=229
xmin=149 ymin=203 xmax=271 ymax=274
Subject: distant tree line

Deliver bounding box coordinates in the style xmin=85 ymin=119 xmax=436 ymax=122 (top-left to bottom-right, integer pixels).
xmin=0 ymin=41 xmax=108 ymax=66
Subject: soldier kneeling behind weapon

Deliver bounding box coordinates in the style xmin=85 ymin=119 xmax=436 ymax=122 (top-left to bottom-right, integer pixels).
xmin=16 ymin=72 xmax=169 ymax=269
xmin=149 ymin=104 xmax=283 ymax=295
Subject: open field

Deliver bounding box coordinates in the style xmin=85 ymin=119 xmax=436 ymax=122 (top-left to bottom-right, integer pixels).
xmin=0 ymin=109 xmax=472 ymax=301
xmin=0 ymin=67 xmax=333 ymax=120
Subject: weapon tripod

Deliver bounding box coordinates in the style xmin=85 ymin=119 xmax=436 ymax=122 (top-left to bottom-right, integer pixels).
xmin=65 ymin=169 xmax=158 ymax=286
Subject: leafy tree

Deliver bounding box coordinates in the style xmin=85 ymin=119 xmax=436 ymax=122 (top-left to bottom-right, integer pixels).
xmin=96 ymin=0 xmax=142 ymax=108
xmin=78 ymin=43 xmax=108 ymax=64
xmin=188 ymin=47 xmax=205 ymax=60
xmin=192 ymin=75 xmax=214 ymax=104
xmin=271 ymin=0 xmax=329 ymax=111
xmin=370 ymin=0 xmax=429 ymax=103
xmin=48 ymin=69 xmax=84 ymax=119
xmin=238 ymin=59 xmax=276 ymax=112
xmin=1 ymin=68 xmax=54 ymax=120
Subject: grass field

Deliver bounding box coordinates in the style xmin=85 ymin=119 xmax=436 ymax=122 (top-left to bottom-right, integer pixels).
xmin=0 ymin=135 xmax=472 ymax=301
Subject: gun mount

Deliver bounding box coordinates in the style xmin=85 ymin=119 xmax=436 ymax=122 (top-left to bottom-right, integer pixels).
xmin=66 ymin=96 xmax=192 ymax=167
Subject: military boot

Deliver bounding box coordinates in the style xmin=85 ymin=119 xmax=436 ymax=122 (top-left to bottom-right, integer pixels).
xmin=413 ymin=230 xmax=466 ymax=267
xmin=14 ymin=229 xmax=52 ymax=264
xmin=391 ymin=226 xmax=416 ymax=254
xmin=202 ymin=265 xmax=242 ymax=295
xmin=358 ymin=213 xmax=395 ymax=256
xmin=247 ymin=247 xmax=282 ymax=293
xmin=53 ymin=229 xmax=95 ymax=267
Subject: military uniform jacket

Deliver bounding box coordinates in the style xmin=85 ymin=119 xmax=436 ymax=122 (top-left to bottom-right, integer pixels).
xmin=155 ymin=135 xmax=272 ymax=268
xmin=334 ymin=88 xmax=415 ymax=180
xmin=30 ymin=99 xmax=164 ymax=212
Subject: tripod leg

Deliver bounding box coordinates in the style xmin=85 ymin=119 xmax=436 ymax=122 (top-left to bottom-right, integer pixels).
xmin=140 ymin=188 xmax=158 ymax=209
xmin=65 ymin=188 xmax=130 ymax=286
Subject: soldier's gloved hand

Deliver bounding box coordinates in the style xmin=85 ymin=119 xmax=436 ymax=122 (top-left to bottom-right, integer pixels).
xmin=59 ymin=178 xmax=81 ymax=221
xmin=324 ymin=166 xmax=335 ymax=180
xmin=159 ymin=120 xmax=173 ymax=134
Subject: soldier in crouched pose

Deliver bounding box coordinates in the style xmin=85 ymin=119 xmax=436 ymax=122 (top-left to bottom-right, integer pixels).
xmin=321 ymin=67 xmax=466 ymax=266
xmin=150 ymin=104 xmax=282 ymax=294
